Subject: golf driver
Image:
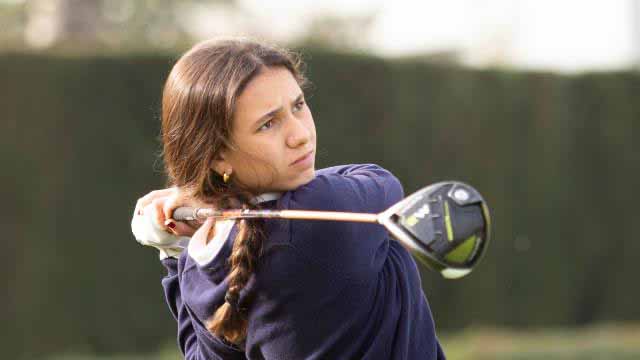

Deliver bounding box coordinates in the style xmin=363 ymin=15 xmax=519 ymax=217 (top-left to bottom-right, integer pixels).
xmin=173 ymin=181 xmax=491 ymax=279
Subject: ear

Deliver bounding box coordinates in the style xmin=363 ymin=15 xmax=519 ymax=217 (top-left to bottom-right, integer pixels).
xmin=211 ymin=153 xmax=232 ymax=177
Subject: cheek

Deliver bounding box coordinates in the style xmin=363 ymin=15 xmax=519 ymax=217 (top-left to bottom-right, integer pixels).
xmin=239 ymin=139 xmax=286 ymax=174
xmin=304 ymin=112 xmax=317 ymax=140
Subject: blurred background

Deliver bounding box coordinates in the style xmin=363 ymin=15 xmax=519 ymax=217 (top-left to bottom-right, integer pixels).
xmin=2 ymin=0 xmax=639 ymax=359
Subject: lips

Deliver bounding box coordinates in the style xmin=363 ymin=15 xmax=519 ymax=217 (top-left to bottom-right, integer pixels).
xmin=291 ymin=150 xmax=313 ymax=166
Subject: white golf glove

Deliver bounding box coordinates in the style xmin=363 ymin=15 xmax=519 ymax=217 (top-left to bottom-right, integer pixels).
xmin=131 ymin=205 xmax=190 ymax=259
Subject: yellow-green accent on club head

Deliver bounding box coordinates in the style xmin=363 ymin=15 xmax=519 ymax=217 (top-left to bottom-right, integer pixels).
xmin=481 ymin=202 xmax=491 ymax=240
xmin=445 ymin=234 xmax=477 ymax=264
xmin=444 ymin=200 xmax=454 ymax=241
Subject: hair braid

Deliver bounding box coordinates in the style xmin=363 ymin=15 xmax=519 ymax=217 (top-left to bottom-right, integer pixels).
xmin=206 ymin=207 xmax=265 ymax=345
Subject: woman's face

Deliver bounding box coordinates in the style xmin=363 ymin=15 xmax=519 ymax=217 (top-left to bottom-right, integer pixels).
xmin=215 ymin=66 xmax=316 ymax=194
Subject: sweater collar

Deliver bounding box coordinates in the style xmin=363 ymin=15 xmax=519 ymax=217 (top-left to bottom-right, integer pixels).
xmin=250 ymin=192 xmax=283 ymax=205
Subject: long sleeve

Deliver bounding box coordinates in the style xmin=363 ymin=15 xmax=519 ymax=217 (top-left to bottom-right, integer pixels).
xmin=160 ymin=257 xmax=182 ymax=322
xmin=308 ymin=163 xmax=404 ymax=213
xmin=160 ymin=257 xmax=246 ymax=360
xmin=245 ymin=164 xmax=445 ymax=359
xmin=287 ymin=163 xmax=404 ymax=279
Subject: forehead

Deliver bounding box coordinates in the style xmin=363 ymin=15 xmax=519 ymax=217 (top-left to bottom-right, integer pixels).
xmin=233 ymin=67 xmax=301 ymax=128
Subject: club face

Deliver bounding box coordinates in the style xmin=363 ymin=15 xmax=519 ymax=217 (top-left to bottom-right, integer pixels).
xmin=379 ymin=181 xmax=491 ymax=279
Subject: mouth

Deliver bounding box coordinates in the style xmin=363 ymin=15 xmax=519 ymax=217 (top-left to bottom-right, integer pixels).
xmin=290 ymin=150 xmax=314 ymax=166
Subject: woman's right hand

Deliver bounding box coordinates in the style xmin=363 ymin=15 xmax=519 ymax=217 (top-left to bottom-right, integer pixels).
xmin=134 ymin=187 xmax=199 ymax=237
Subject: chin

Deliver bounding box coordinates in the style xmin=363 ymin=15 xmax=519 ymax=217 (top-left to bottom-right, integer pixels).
xmin=285 ymin=167 xmax=316 ymax=190
xmin=299 ymin=167 xmax=316 ymax=184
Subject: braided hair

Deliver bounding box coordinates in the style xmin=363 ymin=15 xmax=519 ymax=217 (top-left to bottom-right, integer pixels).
xmin=160 ymin=37 xmax=308 ymax=344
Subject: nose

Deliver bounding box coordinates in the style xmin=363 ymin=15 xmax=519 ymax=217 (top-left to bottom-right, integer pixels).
xmin=286 ymin=115 xmax=311 ymax=149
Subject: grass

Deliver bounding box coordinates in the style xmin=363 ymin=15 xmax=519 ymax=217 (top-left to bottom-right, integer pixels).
xmin=43 ymin=323 xmax=640 ymax=360
xmin=439 ymin=323 xmax=640 ymax=360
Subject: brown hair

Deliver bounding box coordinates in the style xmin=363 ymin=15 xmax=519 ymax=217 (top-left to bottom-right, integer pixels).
xmin=160 ymin=37 xmax=308 ymax=345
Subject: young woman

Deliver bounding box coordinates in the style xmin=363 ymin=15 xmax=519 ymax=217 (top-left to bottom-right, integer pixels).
xmin=131 ymin=37 xmax=446 ymax=359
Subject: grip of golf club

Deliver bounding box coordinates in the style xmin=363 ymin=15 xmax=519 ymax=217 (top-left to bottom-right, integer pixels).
xmin=173 ymin=207 xmax=196 ymax=221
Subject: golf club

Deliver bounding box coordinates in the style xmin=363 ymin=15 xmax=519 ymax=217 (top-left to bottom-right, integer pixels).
xmin=173 ymin=181 xmax=491 ymax=279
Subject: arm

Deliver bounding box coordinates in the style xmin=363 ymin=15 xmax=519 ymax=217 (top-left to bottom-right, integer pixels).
xmin=160 ymin=257 xmax=246 ymax=360
xmin=301 ymin=163 xmax=404 ymax=213
xmin=160 ymin=257 xmax=208 ymax=360
xmin=246 ymin=166 xmax=405 ymax=358
xmin=287 ymin=163 xmax=404 ymax=278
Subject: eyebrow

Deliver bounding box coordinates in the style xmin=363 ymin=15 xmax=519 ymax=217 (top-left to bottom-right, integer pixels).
xmin=253 ymin=93 xmax=304 ymax=129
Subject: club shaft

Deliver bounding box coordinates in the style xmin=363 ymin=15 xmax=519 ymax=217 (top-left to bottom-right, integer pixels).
xmin=175 ymin=207 xmax=379 ymax=223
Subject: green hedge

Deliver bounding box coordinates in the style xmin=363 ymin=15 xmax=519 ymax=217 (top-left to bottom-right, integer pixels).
xmin=1 ymin=50 xmax=638 ymax=357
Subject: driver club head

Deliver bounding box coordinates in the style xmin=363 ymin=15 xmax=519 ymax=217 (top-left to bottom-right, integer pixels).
xmin=378 ymin=181 xmax=491 ymax=279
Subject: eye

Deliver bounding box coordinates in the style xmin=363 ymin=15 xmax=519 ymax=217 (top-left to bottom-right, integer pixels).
xmin=258 ymin=119 xmax=274 ymax=132
xmin=293 ymin=100 xmax=306 ymax=112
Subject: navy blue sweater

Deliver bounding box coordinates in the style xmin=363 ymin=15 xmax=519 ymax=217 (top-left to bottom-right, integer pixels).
xmin=161 ymin=164 xmax=446 ymax=359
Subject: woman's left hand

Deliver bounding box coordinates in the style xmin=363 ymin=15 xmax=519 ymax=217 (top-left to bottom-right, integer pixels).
xmin=134 ymin=187 xmax=199 ymax=237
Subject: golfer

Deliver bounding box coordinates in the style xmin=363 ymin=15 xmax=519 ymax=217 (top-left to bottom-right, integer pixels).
xmin=131 ymin=37 xmax=446 ymax=359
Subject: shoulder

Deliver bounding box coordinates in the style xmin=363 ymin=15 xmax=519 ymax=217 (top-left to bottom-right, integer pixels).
xmin=285 ymin=163 xmax=404 ymax=213
xmin=270 ymin=164 xmax=401 ymax=280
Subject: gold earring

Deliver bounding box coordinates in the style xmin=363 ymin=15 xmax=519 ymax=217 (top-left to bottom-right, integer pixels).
xmin=223 ymin=172 xmax=230 ymax=183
